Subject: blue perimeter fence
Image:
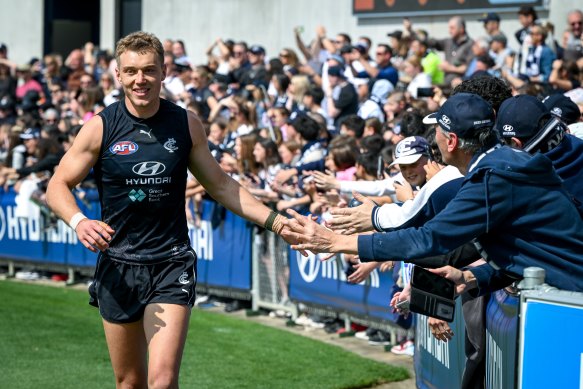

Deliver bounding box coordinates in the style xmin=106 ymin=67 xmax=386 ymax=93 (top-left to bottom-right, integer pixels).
xmin=1 ymin=188 xmax=582 ymax=388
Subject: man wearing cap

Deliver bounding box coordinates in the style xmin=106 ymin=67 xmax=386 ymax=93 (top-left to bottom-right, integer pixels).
xmin=239 ymin=45 xmax=268 ymax=88
xmin=284 ymin=92 xmax=583 ymax=293
xmin=498 ymin=94 xmax=583 ymax=204
xmin=326 ymin=65 xmax=358 ymax=131
xmin=543 ymin=93 xmax=581 ymax=125
xmin=354 ymin=44 xmax=398 ymax=88
xmin=478 ymin=12 xmax=504 ymax=41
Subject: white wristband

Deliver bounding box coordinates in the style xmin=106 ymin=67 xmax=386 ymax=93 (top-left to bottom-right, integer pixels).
xmin=69 ymin=212 xmax=88 ymax=231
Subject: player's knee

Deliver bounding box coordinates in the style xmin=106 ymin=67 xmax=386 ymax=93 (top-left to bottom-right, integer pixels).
xmin=115 ymin=374 xmax=147 ymax=389
xmin=148 ymin=370 xmax=178 ymax=389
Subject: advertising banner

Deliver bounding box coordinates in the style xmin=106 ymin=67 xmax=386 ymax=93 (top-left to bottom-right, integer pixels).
xmin=353 ymin=0 xmax=545 ymax=17
xmin=289 ymin=250 xmax=400 ymax=322
xmin=190 ymin=201 xmax=253 ymax=292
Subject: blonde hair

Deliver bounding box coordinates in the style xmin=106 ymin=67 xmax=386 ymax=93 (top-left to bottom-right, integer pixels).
xmin=115 ymin=31 xmax=164 ymax=66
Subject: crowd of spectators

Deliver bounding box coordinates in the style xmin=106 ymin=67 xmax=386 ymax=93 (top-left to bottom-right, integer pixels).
xmin=1 ymin=6 xmax=582 ymax=356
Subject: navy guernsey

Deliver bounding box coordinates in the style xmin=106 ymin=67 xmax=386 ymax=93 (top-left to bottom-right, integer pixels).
xmin=95 ymin=99 xmax=192 ymax=263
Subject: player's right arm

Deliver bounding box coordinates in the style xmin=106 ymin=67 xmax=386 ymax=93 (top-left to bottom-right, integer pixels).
xmin=46 ymin=115 xmax=114 ymax=252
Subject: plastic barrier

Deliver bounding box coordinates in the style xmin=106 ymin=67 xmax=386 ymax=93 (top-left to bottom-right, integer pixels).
xmin=413 ymin=298 xmax=466 ymax=389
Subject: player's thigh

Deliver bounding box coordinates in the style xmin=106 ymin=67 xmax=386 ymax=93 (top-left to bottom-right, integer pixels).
xmin=102 ymin=318 xmax=148 ymax=382
xmin=144 ymin=303 xmax=191 ymax=372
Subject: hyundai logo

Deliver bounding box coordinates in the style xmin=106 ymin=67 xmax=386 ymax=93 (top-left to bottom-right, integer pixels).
xmin=440 ymin=115 xmax=451 ymax=125
xmin=132 ymin=161 xmax=166 ymax=176
xmin=502 ymin=124 xmax=514 ymax=132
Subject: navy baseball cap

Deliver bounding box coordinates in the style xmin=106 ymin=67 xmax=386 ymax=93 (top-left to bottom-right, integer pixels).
xmin=286 ymin=109 xmax=307 ymax=125
xmin=327 ymin=65 xmax=346 ymax=78
xmin=20 ymin=128 xmax=40 ymax=140
xmin=390 ymin=136 xmax=431 ymax=166
xmin=423 ymin=93 xmax=495 ymax=138
xmin=495 ymin=95 xmax=551 ymax=139
xmin=542 ymin=94 xmax=580 ymax=125
xmin=478 ymin=12 xmax=500 ymax=22
xmin=249 ymin=45 xmax=265 ymax=55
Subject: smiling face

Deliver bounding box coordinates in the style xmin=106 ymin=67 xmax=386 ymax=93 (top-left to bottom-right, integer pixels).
xmin=399 ymin=156 xmax=428 ymax=187
xmin=116 ymin=49 xmax=165 ymax=118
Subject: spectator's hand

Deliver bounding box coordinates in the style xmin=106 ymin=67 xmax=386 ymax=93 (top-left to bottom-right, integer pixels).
xmin=76 ymin=219 xmax=115 ymax=253
xmin=439 ymin=61 xmax=452 ymax=72
xmin=390 ymin=290 xmax=410 ymax=318
xmin=316 ymin=25 xmax=327 ymax=39
xmin=311 ymin=170 xmax=339 ymax=191
xmin=424 ymin=161 xmax=443 ymax=181
xmin=394 ymin=180 xmax=414 ymax=202
xmin=275 ymin=168 xmax=297 ymax=184
xmin=298 ymin=63 xmax=316 ymax=76
xmin=280 ymin=215 xmax=318 ymax=257
xmin=379 ymin=262 xmax=395 ymax=272
xmin=428 ymin=318 xmax=454 ymax=342
xmin=427 ymin=266 xmax=476 ymax=295
xmin=327 ymin=191 xmax=376 ymax=233
xmin=347 ymin=261 xmax=378 ymax=284
xmin=281 ymin=209 xmax=339 ymax=255
xmin=552 ymin=59 xmax=563 ymax=70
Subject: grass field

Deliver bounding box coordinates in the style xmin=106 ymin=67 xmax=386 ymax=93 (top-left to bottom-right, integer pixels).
xmin=0 ymin=280 xmax=409 ymax=388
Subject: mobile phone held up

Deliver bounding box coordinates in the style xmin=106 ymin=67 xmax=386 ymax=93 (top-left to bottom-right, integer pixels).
xmin=417 ymin=87 xmax=434 ymax=98
xmin=408 ymin=266 xmax=456 ymax=322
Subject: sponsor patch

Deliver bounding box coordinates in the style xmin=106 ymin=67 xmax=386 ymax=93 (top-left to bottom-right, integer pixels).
xmin=110 ymin=141 xmax=138 ymax=155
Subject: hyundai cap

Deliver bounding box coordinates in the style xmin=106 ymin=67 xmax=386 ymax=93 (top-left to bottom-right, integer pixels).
xmin=495 ymin=95 xmax=551 ymax=139
xmin=390 ymin=136 xmax=431 ymax=166
xmin=423 ymin=93 xmax=495 ymax=138
xmin=542 ymin=94 xmax=580 ymax=125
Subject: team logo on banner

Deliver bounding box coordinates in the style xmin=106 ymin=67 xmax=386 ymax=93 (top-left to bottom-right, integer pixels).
xmin=110 ymin=141 xmax=138 ymax=155
xmin=296 ymin=252 xmax=321 ymax=283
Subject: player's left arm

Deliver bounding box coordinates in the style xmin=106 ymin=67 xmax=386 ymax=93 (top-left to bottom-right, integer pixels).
xmin=185 ymin=111 xmax=275 ymax=228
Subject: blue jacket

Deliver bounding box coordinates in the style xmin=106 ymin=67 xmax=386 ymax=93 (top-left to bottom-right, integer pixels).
xmin=358 ymin=145 xmax=583 ymax=292
xmin=545 ymin=134 xmax=583 ymax=204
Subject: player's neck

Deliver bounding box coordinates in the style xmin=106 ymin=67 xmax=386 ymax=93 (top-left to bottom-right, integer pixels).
xmin=125 ymin=97 xmax=160 ymax=119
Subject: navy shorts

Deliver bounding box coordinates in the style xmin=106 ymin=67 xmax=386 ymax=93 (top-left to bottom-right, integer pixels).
xmin=89 ymin=249 xmax=197 ymax=323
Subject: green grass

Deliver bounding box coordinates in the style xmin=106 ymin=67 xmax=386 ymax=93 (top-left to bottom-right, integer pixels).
xmin=0 ymin=280 xmax=409 ymax=388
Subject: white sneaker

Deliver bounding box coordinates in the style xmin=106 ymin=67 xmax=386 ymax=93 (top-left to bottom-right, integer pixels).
xmin=391 ymin=340 xmax=415 ymax=356
xmin=354 ymin=330 xmax=369 ymax=340
xmin=294 ymin=314 xmax=310 ymax=326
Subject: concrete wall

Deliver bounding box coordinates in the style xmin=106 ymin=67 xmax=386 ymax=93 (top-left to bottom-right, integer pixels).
xmin=141 ymin=0 xmax=577 ymax=66
xmin=0 ymin=0 xmax=44 ymax=65
xmin=0 ymin=0 xmax=580 ymax=65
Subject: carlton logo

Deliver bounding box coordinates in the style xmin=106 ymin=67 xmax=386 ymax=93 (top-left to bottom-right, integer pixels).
xmin=132 ymin=161 xmax=166 ymax=176
xmin=110 ymin=141 xmax=138 ymax=155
